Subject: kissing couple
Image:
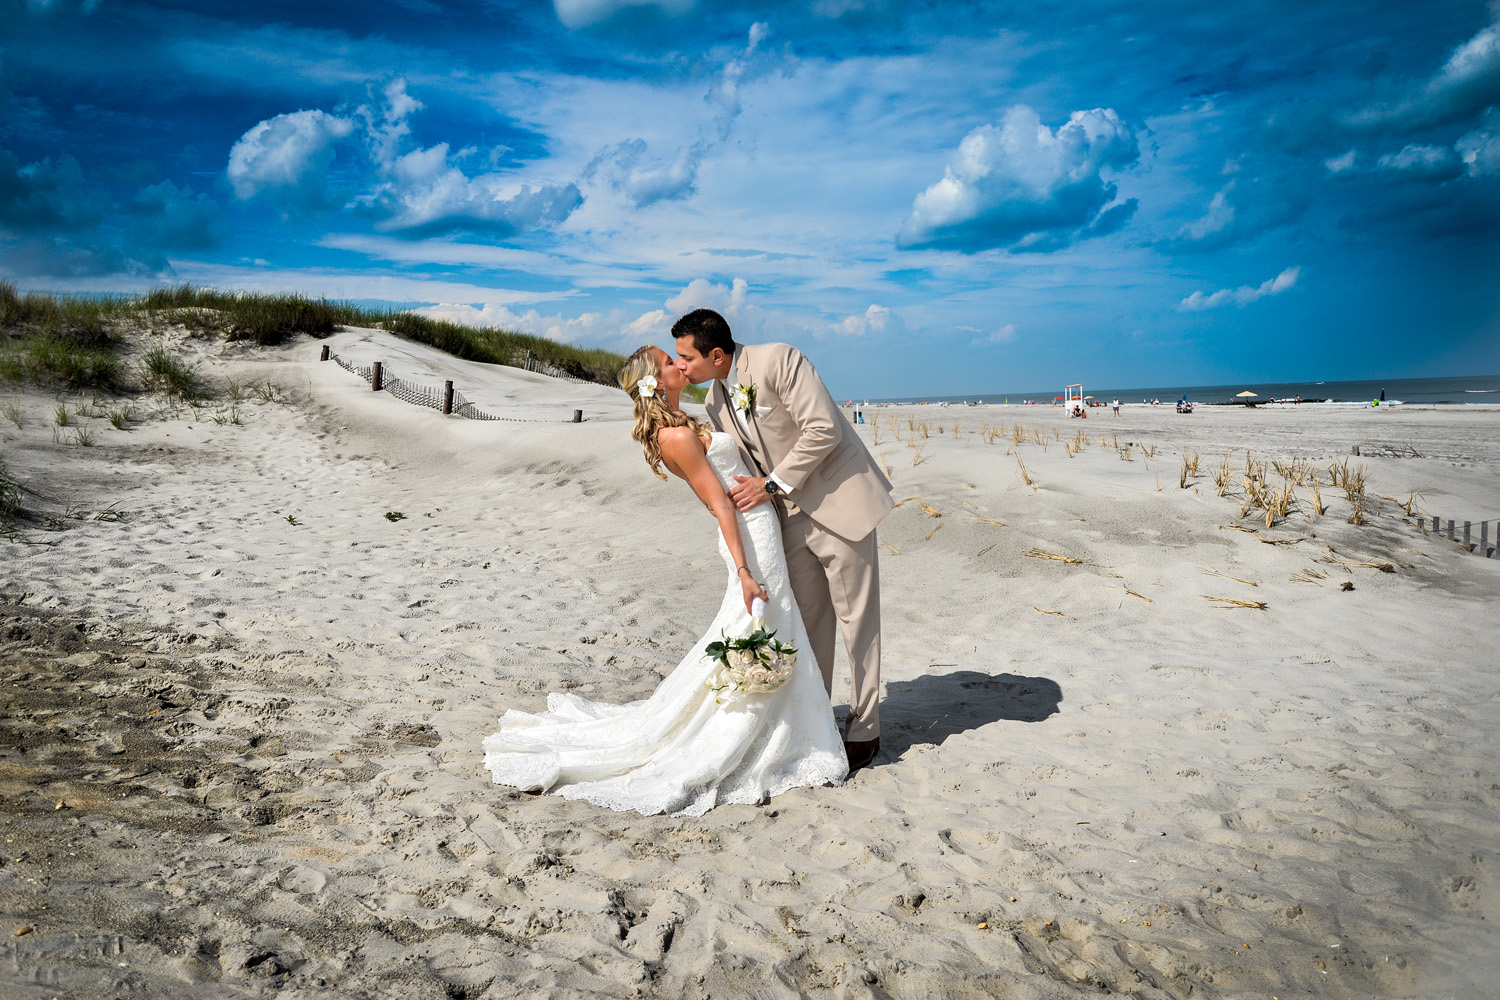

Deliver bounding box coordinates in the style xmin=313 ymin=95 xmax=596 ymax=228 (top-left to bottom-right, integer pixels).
xmin=482 ymin=308 xmax=894 ymax=817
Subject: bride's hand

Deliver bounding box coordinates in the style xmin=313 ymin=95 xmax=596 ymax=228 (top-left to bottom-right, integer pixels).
xmin=738 ymin=568 xmax=769 ymax=614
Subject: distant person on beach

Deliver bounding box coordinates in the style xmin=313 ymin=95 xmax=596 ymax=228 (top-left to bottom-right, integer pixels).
xmin=1112 ymin=398 xmax=1120 ymax=416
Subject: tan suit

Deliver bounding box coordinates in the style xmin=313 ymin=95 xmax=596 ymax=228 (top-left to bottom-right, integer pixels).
xmin=706 ymin=343 xmax=893 ymax=741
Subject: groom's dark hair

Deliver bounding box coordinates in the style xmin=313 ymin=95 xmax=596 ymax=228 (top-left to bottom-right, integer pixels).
xmin=672 ymin=308 xmax=736 ymax=358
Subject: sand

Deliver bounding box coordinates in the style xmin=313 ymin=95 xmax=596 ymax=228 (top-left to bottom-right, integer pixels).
xmin=2 ymin=326 xmax=1498 ymax=999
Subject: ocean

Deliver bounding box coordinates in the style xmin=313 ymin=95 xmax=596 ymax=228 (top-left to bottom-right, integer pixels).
xmin=865 ymin=373 xmax=1500 ymax=407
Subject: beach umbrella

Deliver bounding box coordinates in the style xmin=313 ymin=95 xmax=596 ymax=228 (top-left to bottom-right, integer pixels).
xmin=1235 ymin=391 xmax=1258 ymax=398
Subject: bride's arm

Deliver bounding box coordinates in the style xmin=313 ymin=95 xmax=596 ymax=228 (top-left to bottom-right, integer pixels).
xmin=657 ymin=427 xmax=770 ymax=614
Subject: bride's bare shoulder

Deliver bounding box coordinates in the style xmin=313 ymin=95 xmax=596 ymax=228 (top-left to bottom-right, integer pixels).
xmin=656 ymin=424 xmax=708 ymax=457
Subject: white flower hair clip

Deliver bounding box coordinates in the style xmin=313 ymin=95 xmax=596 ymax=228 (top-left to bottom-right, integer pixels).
xmin=637 ymin=374 xmax=658 ymax=400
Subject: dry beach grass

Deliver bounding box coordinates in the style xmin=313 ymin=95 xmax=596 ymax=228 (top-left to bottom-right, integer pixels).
xmin=1 ymin=325 xmax=1498 ymax=998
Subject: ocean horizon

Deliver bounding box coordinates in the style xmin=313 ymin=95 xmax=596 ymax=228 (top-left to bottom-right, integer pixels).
xmin=858 ymin=373 xmax=1500 ymax=407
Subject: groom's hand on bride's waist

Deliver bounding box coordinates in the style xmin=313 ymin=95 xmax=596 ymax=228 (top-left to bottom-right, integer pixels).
xmin=730 ymin=475 xmax=773 ymax=511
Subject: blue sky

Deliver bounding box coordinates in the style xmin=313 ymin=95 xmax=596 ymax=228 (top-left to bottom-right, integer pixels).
xmin=3 ymin=0 xmax=1498 ymax=397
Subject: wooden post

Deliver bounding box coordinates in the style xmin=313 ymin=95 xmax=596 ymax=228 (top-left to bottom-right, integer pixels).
xmin=1482 ymin=521 xmax=1490 ymax=557
xmin=572 ymin=409 xmax=582 ymax=423
xmin=320 ymin=344 xmax=330 ymax=361
xmin=1464 ymin=521 xmax=1472 ymax=551
xmin=1447 ymin=518 xmax=1455 ymax=541
xmin=443 ymin=380 xmax=454 ymax=415
xmin=1432 ymin=515 xmax=1440 ymax=532
xmin=372 ymin=361 xmax=383 ymax=392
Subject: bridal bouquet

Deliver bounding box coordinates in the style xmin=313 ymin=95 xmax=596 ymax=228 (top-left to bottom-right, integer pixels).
xmin=704 ymin=600 xmax=796 ymax=702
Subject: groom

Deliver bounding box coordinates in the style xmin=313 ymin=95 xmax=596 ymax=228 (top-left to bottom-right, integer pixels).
xmin=672 ymin=309 xmax=894 ymax=772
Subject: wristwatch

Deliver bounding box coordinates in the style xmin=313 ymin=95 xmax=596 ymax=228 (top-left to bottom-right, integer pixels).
xmin=764 ymin=478 xmax=781 ymax=496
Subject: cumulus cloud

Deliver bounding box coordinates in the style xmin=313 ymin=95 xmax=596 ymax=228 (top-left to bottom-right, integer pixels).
xmin=896 ymin=105 xmax=1139 ymax=253
xmin=227 ymin=80 xmax=582 ymax=238
xmin=1178 ymin=266 xmax=1301 ymax=311
xmin=587 ymin=139 xmax=705 ymax=207
xmin=359 ymin=78 xmax=423 ymax=166
xmin=357 ymin=142 xmax=582 ymax=236
xmin=667 ymin=276 xmax=749 ymax=316
xmin=409 ymin=299 xmax=672 ymax=348
xmin=553 ymin=0 xmax=696 ymax=30
xmin=831 ymin=304 xmax=892 ymax=337
xmin=1376 ymin=143 xmax=1464 ymax=181
xmin=226 ymin=109 xmax=356 ymax=210
xmin=1172 ymin=174 xmax=1310 ymax=251
xmin=1349 ymin=14 xmax=1500 ymax=132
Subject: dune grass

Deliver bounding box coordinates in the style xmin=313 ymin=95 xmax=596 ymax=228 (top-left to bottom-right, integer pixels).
xmin=1 ymin=281 xmax=629 ymax=391
xmin=0 ymin=454 xmax=20 ymax=533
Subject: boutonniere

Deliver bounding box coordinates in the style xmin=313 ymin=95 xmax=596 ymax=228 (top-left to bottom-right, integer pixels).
xmin=732 ymin=382 xmax=757 ymax=417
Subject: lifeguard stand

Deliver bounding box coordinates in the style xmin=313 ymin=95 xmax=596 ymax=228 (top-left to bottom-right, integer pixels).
xmin=1064 ymin=384 xmax=1084 ymax=416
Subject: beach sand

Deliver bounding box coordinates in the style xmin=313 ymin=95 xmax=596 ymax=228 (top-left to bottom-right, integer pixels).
xmin=2 ymin=327 xmax=1497 ymax=999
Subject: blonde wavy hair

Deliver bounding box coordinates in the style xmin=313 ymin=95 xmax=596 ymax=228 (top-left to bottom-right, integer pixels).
xmin=618 ymin=345 xmax=709 ymax=480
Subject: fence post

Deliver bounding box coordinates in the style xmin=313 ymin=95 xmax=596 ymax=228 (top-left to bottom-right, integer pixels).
xmin=1463 ymin=521 xmax=1472 ymax=551
xmin=1447 ymin=518 xmax=1455 ymax=541
xmin=1482 ymin=521 xmax=1490 ymax=558
xmin=443 ymin=380 xmax=454 ymax=415
xmin=372 ymin=361 xmax=383 ymax=392
xmin=320 ymin=344 xmax=330 ymax=361
xmin=1432 ymin=515 xmax=1440 ymax=532
xmin=572 ymin=409 xmax=582 ymax=424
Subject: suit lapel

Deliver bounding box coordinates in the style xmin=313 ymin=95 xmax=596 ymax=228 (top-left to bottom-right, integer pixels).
xmin=709 ymin=375 xmax=757 ymax=470
xmin=736 ymin=348 xmax=771 ymax=467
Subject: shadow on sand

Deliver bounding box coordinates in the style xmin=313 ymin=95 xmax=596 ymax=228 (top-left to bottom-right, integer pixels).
xmin=841 ymin=670 xmax=1063 ymax=767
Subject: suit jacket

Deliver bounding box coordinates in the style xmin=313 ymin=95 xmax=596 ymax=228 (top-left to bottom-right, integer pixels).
xmin=705 ymin=342 xmax=893 ymax=542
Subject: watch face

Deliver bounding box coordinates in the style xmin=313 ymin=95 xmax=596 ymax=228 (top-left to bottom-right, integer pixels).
xmin=765 ymin=480 xmax=779 ymax=495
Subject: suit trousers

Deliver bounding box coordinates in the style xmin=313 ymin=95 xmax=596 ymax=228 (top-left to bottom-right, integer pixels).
xmin=780 ymin=509 xmax=881 ymax=742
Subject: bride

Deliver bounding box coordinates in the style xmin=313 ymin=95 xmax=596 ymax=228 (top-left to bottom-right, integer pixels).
xmin=481 ymin=346 xmax=848 ymax=816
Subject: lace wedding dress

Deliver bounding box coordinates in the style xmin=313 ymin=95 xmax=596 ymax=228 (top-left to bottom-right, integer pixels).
xmin=482 ymin=432 xmax=848 ymax=816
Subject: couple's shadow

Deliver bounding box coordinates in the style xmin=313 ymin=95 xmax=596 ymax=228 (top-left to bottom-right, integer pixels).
xmin=840 ymin=670 xmax=1063 ymax=765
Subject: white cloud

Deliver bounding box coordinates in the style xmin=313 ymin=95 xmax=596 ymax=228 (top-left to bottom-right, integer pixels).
xmin=587 ymin=139 xmax=705 ymax=207
xmin=1376 ymin=143 xmax=1464 ymax=180
xmin=552 ymin=0 xmax=696 ymax=29
xmin=1178 ymin=184 xmax=1235 ymax=240
xmin=410 ymin=300 xmax=670 ymax=349
xmin=1457 ymin=120 xmax=1500 ymax=175
xmin=969 ymin=323 xmax=1016 ymax=346
xmin=708 ymin=21 xmax=771 ymax=139
xmin=831 ymin=304 xmax=891 ymax=337
xmin=583 ymin=23 xmax=772 ymax=208
xmin=1178 ymin=266 xmax=1301 ymax=311
xmin=1172 ymin=171 xmax=1308 ymax=250
xmin=1349 ymin=14 xmax=1500 ymax=131
xmin=897 ymin=105 xmax=1139 ymax=253
xmin=360 ymin=78 xmax=423 ymax=166
xmin=228 ymin=80 xmax=583 ymax=237
xmin=1324 ymin=150 xmax=1358 ymax=174
xmin=226 ymin=109 xmax=355 ymax=207
xmin=356 ymin=142 xmax=582 ymax=236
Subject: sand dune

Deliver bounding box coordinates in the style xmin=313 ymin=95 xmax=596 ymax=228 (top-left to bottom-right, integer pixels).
xmin=2 ymin=328 xmax=1497 ymax=998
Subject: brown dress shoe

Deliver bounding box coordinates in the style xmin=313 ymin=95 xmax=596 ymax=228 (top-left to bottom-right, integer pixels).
xmin=844 ymin=737 xmax=880 ymax=773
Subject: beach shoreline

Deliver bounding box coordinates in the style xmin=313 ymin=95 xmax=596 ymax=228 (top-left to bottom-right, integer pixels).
xmin=2 ymin=328 xmax=1497 ymax=998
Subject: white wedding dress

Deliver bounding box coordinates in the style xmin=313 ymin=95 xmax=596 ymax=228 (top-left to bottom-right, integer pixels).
xmin=482 ymin=432 xmax=848 ymax=816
